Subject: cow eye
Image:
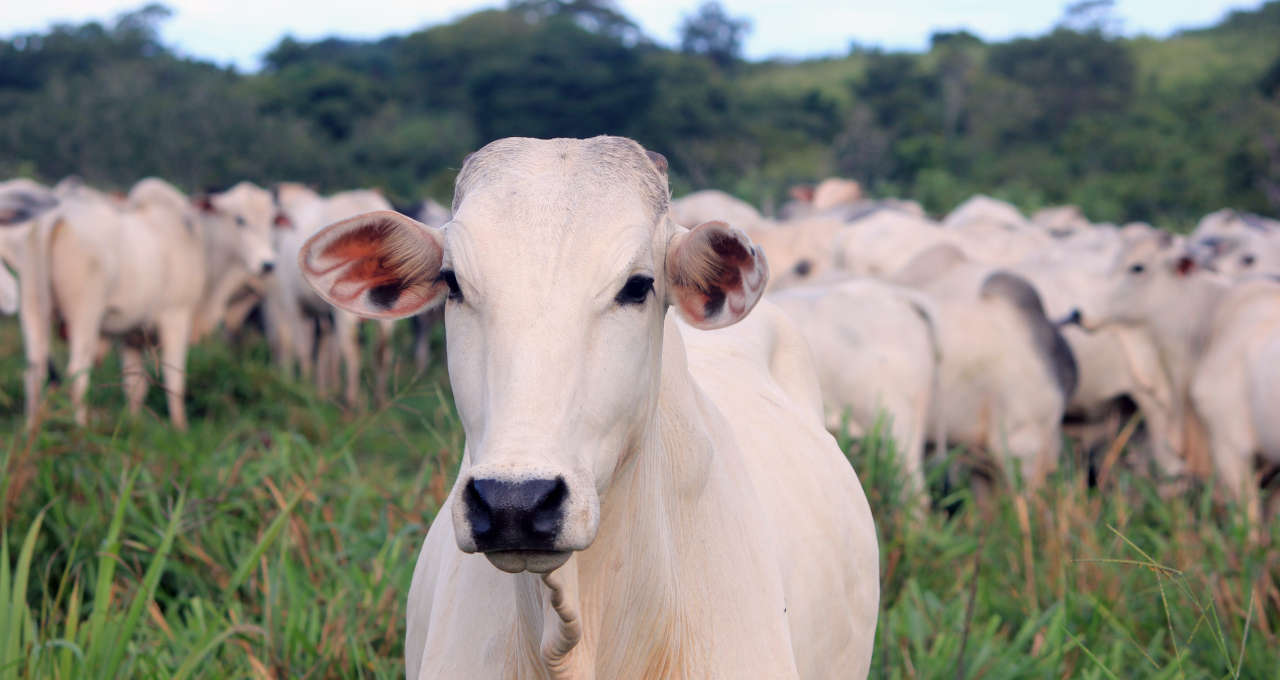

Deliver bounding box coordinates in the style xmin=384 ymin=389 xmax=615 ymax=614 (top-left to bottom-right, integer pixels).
xmin=1128 ymin=263 xmax=1146 ymax=275
xmin=1241 ymin=254 xmax=1256 ymax=267
xmin=235 ymin=215 xmax=247 ymax=227
xmin=438 ymin=270 xmax=462 ymax=302
xmin=615 ymin=275 xmax=654 ymax=306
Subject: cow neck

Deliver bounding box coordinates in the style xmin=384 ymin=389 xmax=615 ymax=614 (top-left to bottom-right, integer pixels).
xmin=1150 ymin=274 xmax=1228 ymax=394
xmin=509 ymin=320 xmax=714 ymax=680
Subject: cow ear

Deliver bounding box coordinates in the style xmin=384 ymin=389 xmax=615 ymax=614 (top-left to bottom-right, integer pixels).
xmin=0 ymin=191 xmax=58 ymax=225
xmin=299 ymin=210 xmax=448 ymax=320
xmin=666 ymin=221 xmax=768 ymax=330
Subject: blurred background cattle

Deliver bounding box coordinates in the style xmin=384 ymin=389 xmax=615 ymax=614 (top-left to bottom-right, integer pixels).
xmin=2 ymin=0 xmax=1280 ymax=677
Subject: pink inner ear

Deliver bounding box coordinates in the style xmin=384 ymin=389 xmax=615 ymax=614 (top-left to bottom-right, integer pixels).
xmin=316 ymin=224 xmax=409 ymax=305
xmin=670 ymin=222 xmax=767 ymax=327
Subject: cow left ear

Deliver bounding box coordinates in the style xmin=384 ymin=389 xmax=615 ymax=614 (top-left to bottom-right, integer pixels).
xmin=666 ymin=221 xmax=768 ymax=330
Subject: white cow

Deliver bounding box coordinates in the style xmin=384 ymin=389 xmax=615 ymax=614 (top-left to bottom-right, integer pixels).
xmin=671 ymin=188 xmax=772 ymax=231
xmin=1188 ymin=209 xmax=1280 ymax=280
xmin=1008 ymin=234 xmax=1185 ymax=481
xmin=24 ymin=177 xmax=276 ymax=429
xmin=1078 ymin=236 xmax=1279 ymax=525
xmin=1190 ymin=279 xmax=1280 ymax=526
xmin=268 ymin=183 xmax=398 ymax=404
xmin=771 ymin=278 xmax=941 ymax=502
xmin=833 ymin=209 xmax=957 ymax=278
xmin=298 ymin=136 xmax=879 ymax=678
xmin=892 ymin=245 xmax=1077 ymax=491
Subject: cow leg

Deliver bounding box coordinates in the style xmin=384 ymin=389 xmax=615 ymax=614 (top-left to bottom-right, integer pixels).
xmin=120 ymin=344 xmax=149 ymax=416
xmin=1002 ymin=420 xmax=1059 ymax=493
xmin=19 ymin=296 xmax=50 ymax=427
xmin=157 ymin=310 xmax=192 ymax=431
xmin=412 ymin=313 xmax=431 ymax=374
xmin=412 ymin=308 xmax=443 ymax=374
xmin=1130 ymin=390 xmax=1187 ymax=495
xmin=63 ymin=305 xmax=104 ymax=427
xmin=375 ymin=319 xmax=396 ymax=402
xmin=335 ymin=311 xmax=362 ymax=407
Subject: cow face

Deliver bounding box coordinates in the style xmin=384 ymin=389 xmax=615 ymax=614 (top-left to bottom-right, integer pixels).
xmin=299 ymin=137 xmax=766 ymax=574
xmin=1078 ymin=232 xmax=1196 ymax=330
xmin=200 ymin=182 xmax=278 ymax=276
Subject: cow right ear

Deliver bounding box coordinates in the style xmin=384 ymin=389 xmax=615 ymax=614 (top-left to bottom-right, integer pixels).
xmin=299 ymin=210 xmax=448 ymax=319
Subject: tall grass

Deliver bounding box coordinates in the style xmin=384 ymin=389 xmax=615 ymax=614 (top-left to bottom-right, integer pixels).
xmin=1 ymin=319 xmax=1276 ymax=677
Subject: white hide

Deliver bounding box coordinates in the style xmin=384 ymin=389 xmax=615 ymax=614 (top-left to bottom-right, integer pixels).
xmin=892 ymin=247 xmax=1070 ymax=489
xmin=25 ymin=177 xmax=276 ymax=428
xmin=1190 ymin=279 xmax=1280 ymax=520
xmin=671 ymin=189 xmax=771 ymax=231
xmin=770 ymin=278 xmax=940 ymax=501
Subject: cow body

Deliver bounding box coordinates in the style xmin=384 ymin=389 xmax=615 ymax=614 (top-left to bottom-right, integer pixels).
xmin=22 ymin=178 xmax=275 ymax=428
xmin=893 ymin=247 xmax=1076 ymax=489
xmin=771 ymin=278 xmax=940 ymax=501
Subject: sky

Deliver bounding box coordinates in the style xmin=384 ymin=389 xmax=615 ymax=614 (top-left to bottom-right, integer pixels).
xmin=1 ymin=1 xmax=1266 ymax=72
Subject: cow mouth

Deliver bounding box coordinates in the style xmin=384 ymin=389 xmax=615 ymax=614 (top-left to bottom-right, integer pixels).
xmin=484 ymin=549 xmax=572 ymax=574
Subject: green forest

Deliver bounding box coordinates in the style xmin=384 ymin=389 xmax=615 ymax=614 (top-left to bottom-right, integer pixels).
xmin=2 ymin=0 xmax=1279 ymax=227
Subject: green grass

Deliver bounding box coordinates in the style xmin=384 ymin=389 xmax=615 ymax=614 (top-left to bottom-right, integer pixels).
xmin=1 ymin=318 xmax=1277 ymax=678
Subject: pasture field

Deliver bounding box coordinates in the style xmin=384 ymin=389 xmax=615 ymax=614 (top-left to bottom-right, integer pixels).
xmin=1 ymin=318 xmax=1277 ymax=678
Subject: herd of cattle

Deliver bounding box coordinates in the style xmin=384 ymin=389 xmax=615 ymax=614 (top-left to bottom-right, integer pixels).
xmin=0 ymin=175 xmax=449 ymax=429
xmin=0 ymin=134 xmax=1278 ymax=676
xmin=674 ymin=179 xmax=1280 ymax=526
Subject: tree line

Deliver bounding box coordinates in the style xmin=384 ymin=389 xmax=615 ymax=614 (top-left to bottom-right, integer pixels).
xmin=1 ymin=0 xmax=1278 ymax=227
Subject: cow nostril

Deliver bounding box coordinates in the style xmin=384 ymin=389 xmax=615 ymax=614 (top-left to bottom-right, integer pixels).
xmin=464 ymin=479 xmax=494 ymax=535
xmin=530 ymin=478 xmax=568 ymax=534
xmin=261 ymin=261 xmax=275 ymax=274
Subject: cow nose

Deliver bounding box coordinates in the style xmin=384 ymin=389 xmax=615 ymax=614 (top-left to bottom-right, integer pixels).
xmin=464 ymin=477 xmax=567 ymax=552
xmin=260 ymin=261 xmax=275 ymax=275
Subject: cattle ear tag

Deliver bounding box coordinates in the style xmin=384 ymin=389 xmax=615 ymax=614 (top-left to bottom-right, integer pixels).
xmin=666 ymin=221 xmax=768 ymax=331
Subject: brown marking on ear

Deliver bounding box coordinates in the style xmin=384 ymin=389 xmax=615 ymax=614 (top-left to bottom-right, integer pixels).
xmin=645 ymin=150 xmax=669 ymax=176
xmin=273 ymin=212 xmax=293 ymax=228
xmin=303 ymin=213 xmax=447 ymax=316
xmin=789 ymin=185 xmax=815 ymax=203
xmin=1175 ymin=255 xmax=1196 ymax=277
xmin=667 ymin=221 xmax=767 ymax=326
xmin=194 ymin=195 xmax=216 ymax=213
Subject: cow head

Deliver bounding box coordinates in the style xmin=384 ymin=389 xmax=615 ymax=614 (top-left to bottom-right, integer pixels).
xmin=197 ymin=182 xmax=278 ymax=275
xmin=1077 ymin=231 xmax=1199 ymax=331
xmin=299 ymin=136 xmax=767 ymax=574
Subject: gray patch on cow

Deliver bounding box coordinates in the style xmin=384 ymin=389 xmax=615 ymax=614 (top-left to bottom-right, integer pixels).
xmin=0 ymin=191 xmax=59 ymax=226
xmin=981 ymin=270 xmax=1079 ymax=400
